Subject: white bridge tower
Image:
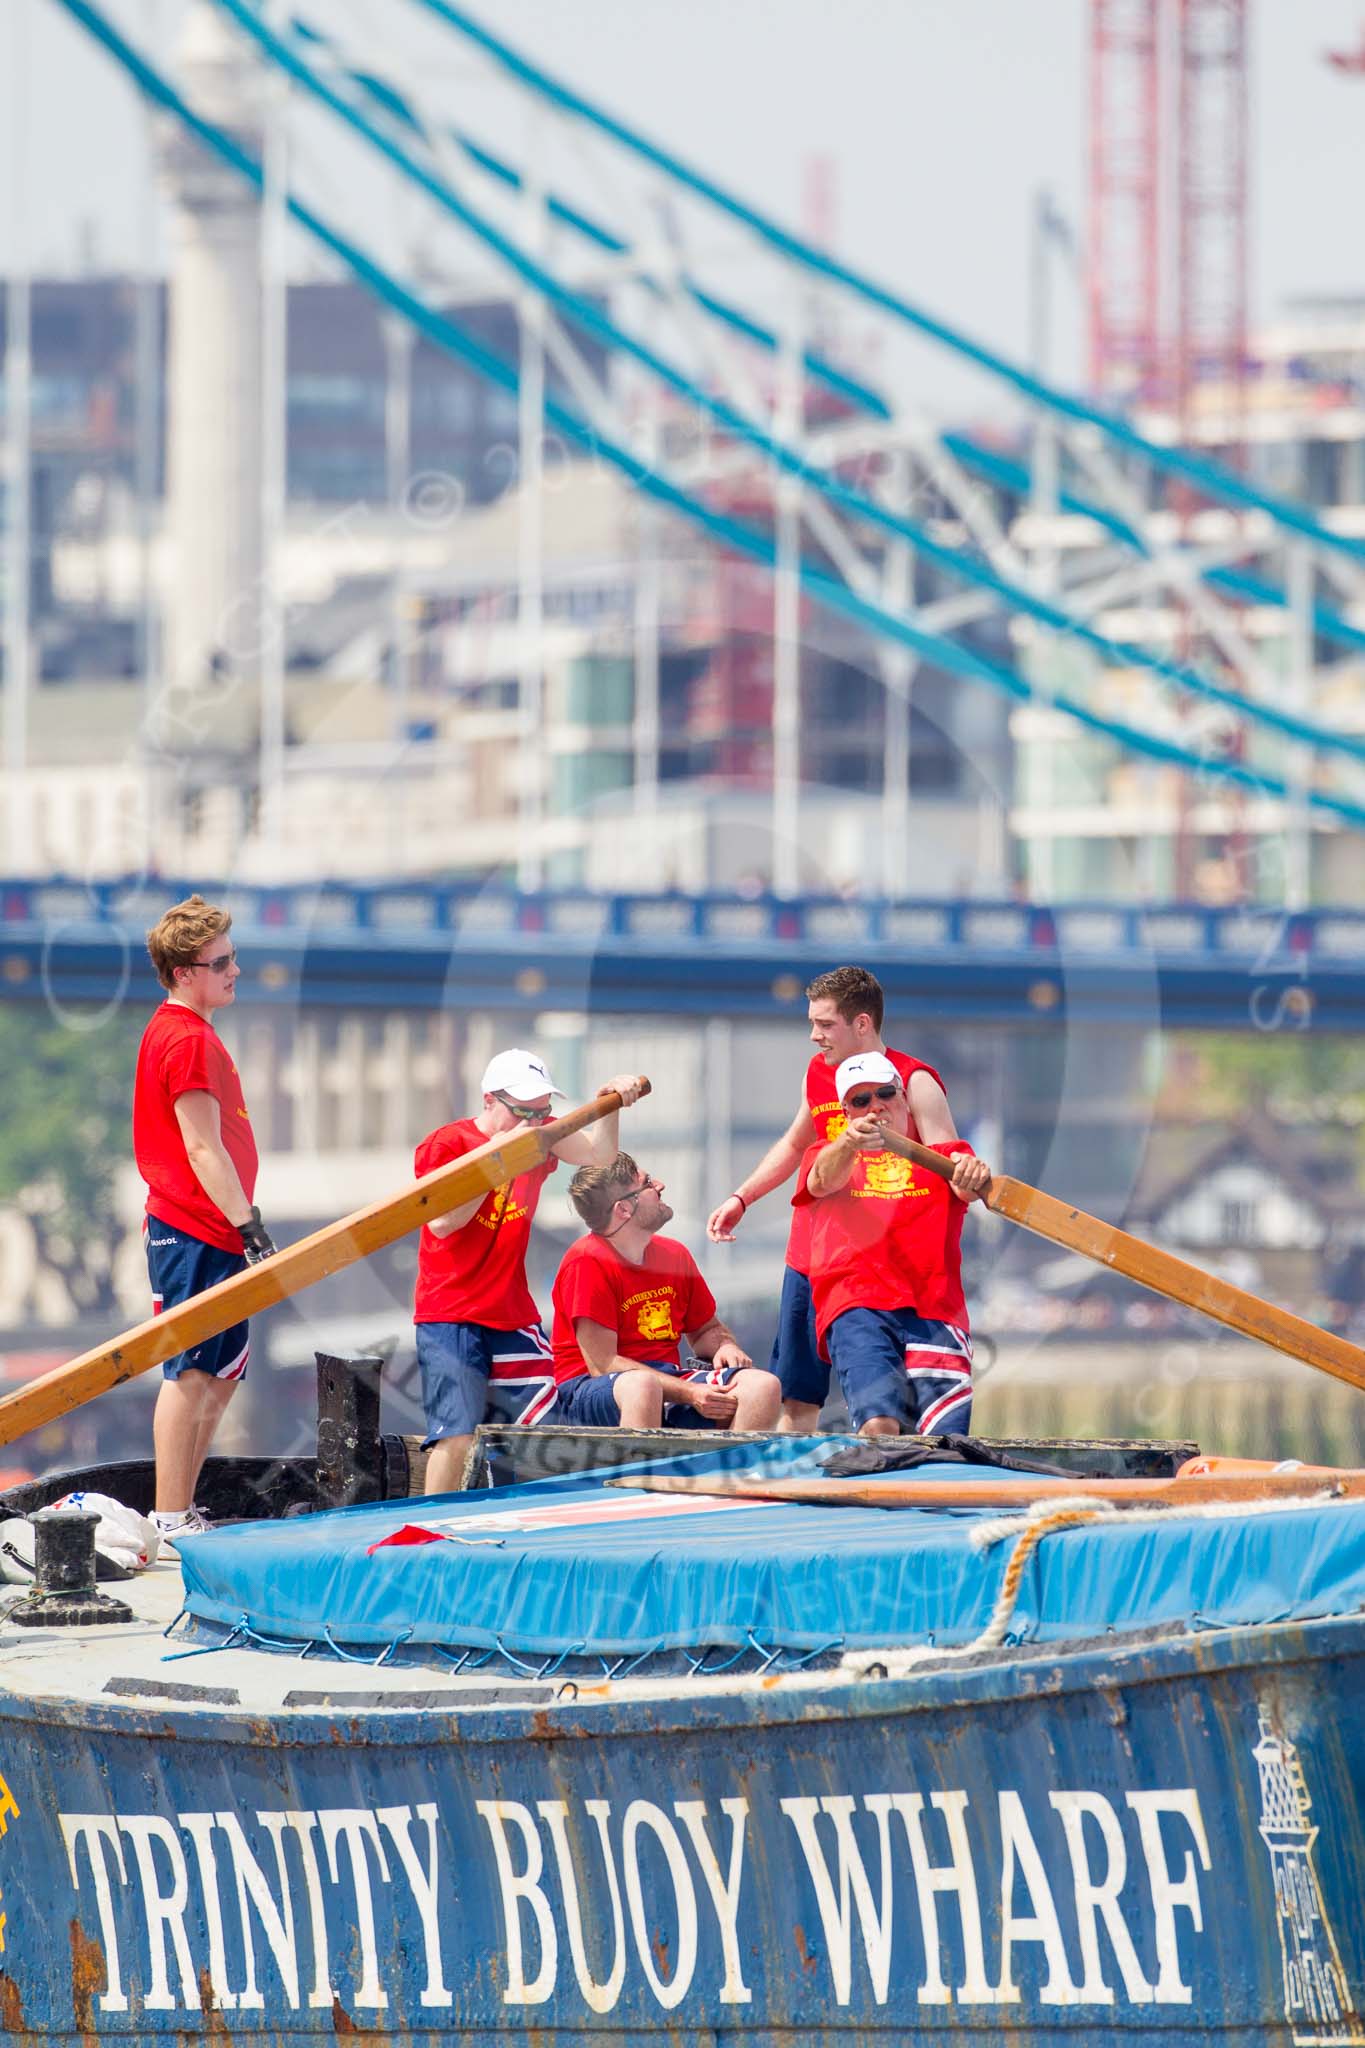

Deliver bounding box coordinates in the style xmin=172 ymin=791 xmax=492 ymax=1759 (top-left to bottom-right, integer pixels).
xmin=155 ymin=2 xmax=265 ymax=737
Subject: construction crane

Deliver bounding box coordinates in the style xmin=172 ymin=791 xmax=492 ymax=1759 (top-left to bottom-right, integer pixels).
xmin=1089 ymin=0 xmax=1249 ymax=457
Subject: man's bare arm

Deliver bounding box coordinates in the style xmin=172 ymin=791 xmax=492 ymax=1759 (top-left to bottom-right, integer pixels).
xmin=907 ymin=1072 xmax=960 ymax=1145
xmin=906 ymin=1073 xmax=992 ymax=1202
xmin=686 ymin=1316 xmax=752 ymax=1370
xmin=424 ymin=1190 xmax=487 ymax=1239
xmin=553 ymin=1075 xmax=644 ymax=1166
xmin=805 ymin=1116 xmax=881 ymax=1199
xmin=706 ymin=1103 xmax=818 ymax=1241
xmin=573 ymin=1317 xmax=727 ymax=1416
xmin=173 ymin=1092 xmax=254 ymax=1228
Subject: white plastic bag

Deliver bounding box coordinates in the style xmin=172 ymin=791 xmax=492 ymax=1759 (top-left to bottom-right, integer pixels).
xmin=0 ymin=1494 xmax=161 ymax=1583
xmin=53 ymin=1492 xmax=161 ymax=1572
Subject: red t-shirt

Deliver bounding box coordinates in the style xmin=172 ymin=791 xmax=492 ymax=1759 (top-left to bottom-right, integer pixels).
xmin=551 ymin=1234 xmax=718 ymax=1386
xmin=413 ymin=1118 xmax=557 ymax=1329
xmin=785 ymin=1048 xmax=944 ymax=1274
xmin=794 ymin=1138 xmax=973 ymax=1345
xmin=133 ymin=1003 xmax=259 ymax=1255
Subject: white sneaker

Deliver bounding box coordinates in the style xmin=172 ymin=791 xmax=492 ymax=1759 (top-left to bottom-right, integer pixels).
xmin=152 ymin=1506 xmax=214 ymax=1552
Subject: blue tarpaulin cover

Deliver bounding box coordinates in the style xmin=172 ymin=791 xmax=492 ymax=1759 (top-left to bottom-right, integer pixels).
xmin=177 ymin=1440 xmax=1365 ymax=1660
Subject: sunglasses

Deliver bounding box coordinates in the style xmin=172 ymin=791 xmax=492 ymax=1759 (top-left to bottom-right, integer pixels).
xmin=495 ymin=1094 xmax=554 ymax=1123
xmin=188 ymin=948 xmax=237 ymax=976
xmin=844 ymin=1084 xmax=900 ymax=1110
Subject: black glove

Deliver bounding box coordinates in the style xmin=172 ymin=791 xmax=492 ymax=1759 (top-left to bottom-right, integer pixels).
xmin=239 ymin=1207 xmax=278 ymax=1265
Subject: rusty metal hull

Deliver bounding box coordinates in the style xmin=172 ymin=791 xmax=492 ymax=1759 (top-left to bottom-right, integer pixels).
xmin=0 ymin=1612 xmax=1360 ymax=2042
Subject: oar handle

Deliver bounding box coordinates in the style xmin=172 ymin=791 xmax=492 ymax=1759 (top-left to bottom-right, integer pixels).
xmin=876 ymin=1123 xmax=1365 ymax=1397
xmin=541 ymin=1076 xmax=650 ymax=1152
xmin=877 ymin=1127 xmax=983 ymax=1188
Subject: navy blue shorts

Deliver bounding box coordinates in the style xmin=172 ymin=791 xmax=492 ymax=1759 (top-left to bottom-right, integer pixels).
xmin=415 ymin=1320 xmax=557 ymax=1446
xmin=827 ymin=1307 xmax=973 ymax=1434
xmin=769 ymin=1265 xmax=826 ymax=1407
xmin=144 ymin=1215 xmax=249 ymax=1383
xmin=556 ymin=1362 xmax=744 ymax=1430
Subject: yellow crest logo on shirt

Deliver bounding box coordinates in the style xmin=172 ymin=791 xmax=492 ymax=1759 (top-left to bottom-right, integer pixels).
xmin=862 ymin=1152 xmax=914 ymax=1197
xmin=823 ymin=1111 xmax=848 ymax=1142
xmin=636 ymin=1298 xmax=677 ymax=1341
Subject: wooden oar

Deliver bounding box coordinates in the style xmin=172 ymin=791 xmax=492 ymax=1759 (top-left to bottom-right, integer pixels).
xmin=876 ymin=1129 xmax=1365 ymax=1397
xmin=0 ymin=1081 xmax=649 ymax=1448
xmin=611 ymin=1470 xmax=1365 ymax=1510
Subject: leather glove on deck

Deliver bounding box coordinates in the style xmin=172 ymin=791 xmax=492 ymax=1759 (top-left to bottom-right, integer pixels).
xmin=239 ymin=1208 xmax=278 ymax=1265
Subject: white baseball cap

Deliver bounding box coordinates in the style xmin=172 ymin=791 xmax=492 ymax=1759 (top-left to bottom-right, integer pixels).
xmin=481 ymin=1048 xmax=565 ymax=1102
xmin=835 ymin=1051 xmax=901 ymax=1100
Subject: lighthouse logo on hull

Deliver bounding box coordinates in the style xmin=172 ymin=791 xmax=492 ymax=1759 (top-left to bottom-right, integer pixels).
xmin=1253 ymin=1707 xmax=1364 ymax=2046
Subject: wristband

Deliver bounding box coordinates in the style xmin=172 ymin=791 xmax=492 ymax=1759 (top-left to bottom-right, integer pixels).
xmin=730 ymin=1192 xmax=748 ymax=1216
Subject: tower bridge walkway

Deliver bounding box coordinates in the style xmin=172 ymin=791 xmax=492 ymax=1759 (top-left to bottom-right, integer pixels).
xmin=1 ymin=880 xmax=1359 ymax=1030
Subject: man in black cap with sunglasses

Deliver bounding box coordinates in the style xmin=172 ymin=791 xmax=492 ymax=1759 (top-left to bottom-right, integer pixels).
xmin=794 ymin=1052 xmax=990 ymax=1439
xmin=412 ymin=1048 xmax=643 ymax=1494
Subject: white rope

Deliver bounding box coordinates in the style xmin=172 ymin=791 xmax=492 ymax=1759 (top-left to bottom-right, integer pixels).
xmin=968 ymin=1495 xmax=1120 ymax=1551
xmin=840 ymin=1484 xmax=1358 ymax=1681
xmin=969 ymin=1483 xmax=1354 ymax=1553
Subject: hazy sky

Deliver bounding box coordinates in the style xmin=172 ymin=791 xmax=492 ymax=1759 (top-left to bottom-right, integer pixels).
xmin=5 ymin=0 xmax=1364 ymax=411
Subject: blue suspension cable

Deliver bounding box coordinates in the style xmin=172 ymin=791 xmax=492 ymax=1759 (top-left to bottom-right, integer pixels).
xmin=296 ymin=10 xmax=1365 ymax=665
xmin=941 ymin=435 xmax=1144 ymax=551
xmin=944 ymin=432 xmax=1365 ymax=660
xmin=1203 ymin=565 xmax=1365 ymax=658
xmin=55 ymin=0 xmax=1365 ymax=832
xmin=210 ymin=0 xmax=1365 ymax=769
xmin=407 ymin=0 xmax=1365 ymax=568
xmin=288 ymin=12 xmax=891 ymax=422
xmin=286 ymin=9 xmax=1365 ymax=694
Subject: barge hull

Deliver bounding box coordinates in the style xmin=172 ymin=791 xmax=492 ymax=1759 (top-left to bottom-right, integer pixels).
xmin=0 ymin=1613 xmax=1360 ymax=2042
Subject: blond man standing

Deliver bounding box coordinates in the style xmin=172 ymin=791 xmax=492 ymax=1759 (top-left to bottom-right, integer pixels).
xmin=135 ymin=895 xmax=276 ymax=1544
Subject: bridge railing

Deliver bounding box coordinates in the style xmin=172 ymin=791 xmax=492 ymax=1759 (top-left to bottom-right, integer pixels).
xmin=4 ymin=880 xmax=1365 ymax=967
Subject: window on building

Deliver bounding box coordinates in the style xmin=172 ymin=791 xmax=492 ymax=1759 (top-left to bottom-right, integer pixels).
xmin=31 ymin=375 xmax=90 ymax=424
xmin=1304 ymin=438 xmax=1343 ymax=509
xmin=1221 ymin=1198 xmax=1258 ymax=1244
xmin=32 ymin=305 xmax=83 ymax=352
xmin=288 ymin=449 xmax=385 ymax=503
xmin=288 ymin=374 xmax=384 ymax=423
xmin=428 ymin=381 xmax=477 ymax=429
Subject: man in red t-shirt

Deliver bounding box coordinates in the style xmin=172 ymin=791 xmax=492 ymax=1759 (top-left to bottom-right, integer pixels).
xmin=134 ymin=895 xmax=278 ymax=1546
xmin=551 ymin=1153 xmax=780 ymax=1431
xmin=414 ymin=1051 xmax=643 ymax=1494
xmin=796 ymin=1051 xmax=991 ymax=1438
xmin=707 ymin=964 xmax=967 ymax=1432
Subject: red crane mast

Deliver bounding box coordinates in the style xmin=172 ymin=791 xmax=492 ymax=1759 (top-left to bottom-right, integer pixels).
xmin=1087 ymin=0 xmax=1163 ymax=400
xmin=1174 ymin=0 xmax=1249 ymax=461
xmin=1088 ymin=0 xmax=1249 ymax=450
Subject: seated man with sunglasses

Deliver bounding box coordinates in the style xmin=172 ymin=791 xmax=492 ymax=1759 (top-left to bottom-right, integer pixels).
xmin=794 ymin=1052 xmax=991 ymax=1439
xmin=413 ymin=1049 xmax=643 ymax=1494
xmin=550 ymin=1153 xmax=781 ymax=1432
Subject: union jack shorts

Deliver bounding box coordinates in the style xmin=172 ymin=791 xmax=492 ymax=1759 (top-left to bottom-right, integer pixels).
xmin=144 ymin=1215 xmax=249 ymax=1383
xmin=415 ymin=1320 xmax=557 ymax=1445
xmin=827 ymin=1307 xmax=972 ymax=1435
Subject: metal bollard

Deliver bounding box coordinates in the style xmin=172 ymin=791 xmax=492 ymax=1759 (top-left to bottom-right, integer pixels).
xmin=315 ymin=1353 xmax=386 ymax=1509
xmin=6 ymin=1510 xmax=133 ymax=1628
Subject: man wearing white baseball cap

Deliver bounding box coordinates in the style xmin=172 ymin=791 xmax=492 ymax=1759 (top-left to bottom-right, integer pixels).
xmin=412 ymin=1049 xmax=644 ymax=1492
xmin=793 ymin=1051 xmax=991 ymax=1438
xmin=707 ymin=963 xmax=961 ymax=1434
